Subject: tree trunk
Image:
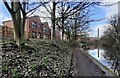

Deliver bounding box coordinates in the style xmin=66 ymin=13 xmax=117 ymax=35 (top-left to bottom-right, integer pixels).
xmin=66 ymin=26 xmax=70 ymax=42
xmin=13 ymin=1 xmax=22 ymax=46
xmin=12 ymin=1 xmax=26 ymax=46
xmin=61 ymin=2 xmax=65 ymax=40
xmin=61 ymin=15 xmax=64 ymax=40
xmin=51 ymin=2 xmax=56 ymax=40
xmin=74 ymin=19 xmax=77 ymax=41
xmin=21 ymin=13 xmax=26 ymax=42
xmin=21 ymin=2 xmax=26 ymax=42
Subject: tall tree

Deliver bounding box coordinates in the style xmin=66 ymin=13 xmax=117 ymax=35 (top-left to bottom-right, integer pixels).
xmin=3 ymin=0 xmax=25 ymax=46
xmin=101 ymin=15 xmax=120 ymax=75
xmin=41 ymin=2 xmax=58 ymax=40
xmin=3 ymin=0 xmax=45 ymax=46
xmin=51 ymin=2 xmax=57 ymax=40
xmin=56 ymin=1 xmax=99 ymax=40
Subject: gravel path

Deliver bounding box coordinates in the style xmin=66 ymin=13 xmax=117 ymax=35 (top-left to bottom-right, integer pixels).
xmin=73 ymin=47 xmax=106 ymax=76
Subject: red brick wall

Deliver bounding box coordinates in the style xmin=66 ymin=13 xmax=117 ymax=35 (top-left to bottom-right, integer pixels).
xmin=42 ymin=22 xmax=51 ymax=39
xmin=28 ymin=16 xmax=43 ymax=38
xmin=3 ymin=19 xmax=30 ymax=39
xmin=2 ymin=16 xmax=51 ymax=39
xmin=3 ymin=20 xmax=14 ymax=28
xmin=2 ymin=26 xmax=14 ymax=39
xmin=55 ymin=27 xmax=61 ymax=39
xmin=3 ymin=19 xmax=29 ymax=32
xmin=0 ymin=26 xmax=2 ymax=39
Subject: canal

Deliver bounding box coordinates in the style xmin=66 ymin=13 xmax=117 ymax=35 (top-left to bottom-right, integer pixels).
xmin=84 ymin=45 xmax=120 ymax=76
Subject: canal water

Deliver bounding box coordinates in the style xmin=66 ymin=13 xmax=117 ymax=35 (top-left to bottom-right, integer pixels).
xmin=87 ymin=49 xmax=112 ymax=69
xmin=85 ymin=45 xmax=119 ymax=76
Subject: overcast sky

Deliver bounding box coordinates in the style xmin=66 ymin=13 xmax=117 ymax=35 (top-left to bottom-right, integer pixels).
xmin=0 ymin=0 xmax=120 ymax=37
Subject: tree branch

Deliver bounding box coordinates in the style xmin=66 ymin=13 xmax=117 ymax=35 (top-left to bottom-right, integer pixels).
xmin=26 ymin=2 xmax=48 ymax=14
xmin=3 ymin=0 xmax=13 ymax=14
xmin=41 ymin=2 xmax=51 ymax=14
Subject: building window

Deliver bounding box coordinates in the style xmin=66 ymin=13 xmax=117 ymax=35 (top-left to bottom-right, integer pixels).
xmin=39 ymin=32 xmax=43 ymax=39
xmin=32 ymin=31 xmax=37 ymax=38
xmin=43 ymin=27 xmax=47 ymax=32
xmin=32 ymin=21 xmax=37 ymax=29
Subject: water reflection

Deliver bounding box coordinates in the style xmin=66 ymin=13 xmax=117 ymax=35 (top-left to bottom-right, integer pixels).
xmin=98 ymin=48 xmax=99 ymax=58
xmin=103 ymin=46 xmax=120 ymax=76
xmin=88 ymin=49 xmax=111 ymax=69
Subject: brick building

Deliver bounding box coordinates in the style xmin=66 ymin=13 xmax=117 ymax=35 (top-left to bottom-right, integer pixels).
xmin=42 ymin=22 xmax=51 ymax=39
xmin=2 ymin=16 xmax=51 ymax=39
xmin=0 ymin=26 xmax=2 ymax=39
xmin=2 ymin=26 xmax=14 ymax=39
xmin=55 ymin=27 xmax=61 ymax=39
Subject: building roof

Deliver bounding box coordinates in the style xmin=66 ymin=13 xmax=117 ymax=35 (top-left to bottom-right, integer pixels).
xmin=2 ymin=16 xmax=40 ymax=24
xmin=2 ymin=20 xmax=12 ymax=24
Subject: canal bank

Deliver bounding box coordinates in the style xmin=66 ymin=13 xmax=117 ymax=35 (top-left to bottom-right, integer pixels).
xmin=73 ymin=47 xmax=106 ymax=76
xmin=72 ymin=46 xmax=118 ymax=76
xmin=81 ymin=48 xmax=117 ymax=76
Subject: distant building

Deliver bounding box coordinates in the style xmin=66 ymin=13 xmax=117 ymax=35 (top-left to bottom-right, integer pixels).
xmin=0 ymin=26 xmax=3 ymax=39
xmin=55 ymin=27 xmax=61 ymax=39
xmin=88 ymin=37 xmax=99 ymax=43
xmin=2 ymin=26 xmax=14 ymax=39
xmin=42 ymin=22 xmax=51 ymax=39
xmin=2 ymin=16 xmax=51 ymax=39
xmin=55 ymin=26 xmax=68 ymax=40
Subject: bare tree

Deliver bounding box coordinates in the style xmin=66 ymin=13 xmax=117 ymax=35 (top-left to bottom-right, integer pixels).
xmin=56 ymin=1 xmax=100 ymax=40
xmin=101 ymin=15 xmax=120 ymax=75
xmin=2 ymin=0 xmax=46 ymax=46
xmin=40 ymin=1 xmax=58 ymax=40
